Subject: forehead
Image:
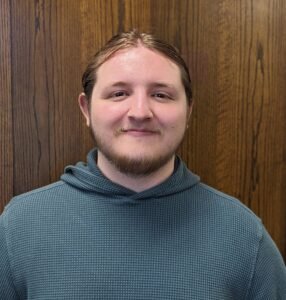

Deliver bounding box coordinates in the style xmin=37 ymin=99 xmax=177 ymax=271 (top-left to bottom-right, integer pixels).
xmin=95 ymin=46 xmax=183 ymax=87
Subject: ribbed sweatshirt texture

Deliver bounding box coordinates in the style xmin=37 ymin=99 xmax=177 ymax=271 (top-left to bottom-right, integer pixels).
xmin=1 ymin=149 xmax=286 ymax=299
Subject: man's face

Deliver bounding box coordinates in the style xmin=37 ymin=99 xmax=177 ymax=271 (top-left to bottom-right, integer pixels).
xmin=79 ymin=45 xmax=191 ymax=176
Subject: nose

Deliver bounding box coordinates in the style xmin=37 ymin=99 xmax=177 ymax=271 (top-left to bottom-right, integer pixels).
xmin=127 ymin=92 xmax=153 ymax=120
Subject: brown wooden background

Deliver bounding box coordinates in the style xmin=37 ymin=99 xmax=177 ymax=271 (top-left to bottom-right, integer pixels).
xmin=1 ymin=0 xmax=285 ymax=259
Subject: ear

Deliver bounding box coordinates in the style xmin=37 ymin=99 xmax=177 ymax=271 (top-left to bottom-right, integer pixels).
xmin=78 ymin=93 xmax=91 ymax=127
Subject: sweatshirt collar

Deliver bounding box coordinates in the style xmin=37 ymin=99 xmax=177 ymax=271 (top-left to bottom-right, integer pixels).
xmin=61 ymin=148 xmax=200 ymax=202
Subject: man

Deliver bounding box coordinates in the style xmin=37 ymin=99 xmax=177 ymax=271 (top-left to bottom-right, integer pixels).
xmin=1 ymin=30 xmax=286 ymax=299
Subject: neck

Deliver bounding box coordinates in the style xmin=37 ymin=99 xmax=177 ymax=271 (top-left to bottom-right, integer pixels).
xmin=97 ymin=152 xmax=175 ymax=192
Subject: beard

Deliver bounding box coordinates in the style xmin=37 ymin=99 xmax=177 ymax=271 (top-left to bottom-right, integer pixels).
xmin=89 ymin=125 xmax=184 ymax=177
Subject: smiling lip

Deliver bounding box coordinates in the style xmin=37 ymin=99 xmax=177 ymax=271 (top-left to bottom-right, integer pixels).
xmin=120 ymin=128 xmax=159 ymax=137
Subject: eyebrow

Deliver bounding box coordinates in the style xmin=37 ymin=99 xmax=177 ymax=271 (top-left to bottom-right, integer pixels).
xmin=107 ymin=81 xmax=176 ymax=89
xmin=148 ymin=82 xmax=176 ymax=89
xmin=108 ymin=81 xmax=130 ymax=88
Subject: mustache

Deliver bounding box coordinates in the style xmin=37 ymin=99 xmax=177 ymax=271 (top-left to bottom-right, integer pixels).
xmin=116 ymin=127 xmax=161 ymax=135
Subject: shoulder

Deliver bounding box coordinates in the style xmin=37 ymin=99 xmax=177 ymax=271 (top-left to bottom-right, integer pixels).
xmin=0 ymin=180 xmax=79 ymax=251
xmin=188 ymin=183 xmax=286 ymax=294
xmin=187 ymin=182 xmax=265 ymax=261
xmin=2 ymin=181 xmax=69 ymax=221
xmin=190 ymin=182 xmax=262 ymax=227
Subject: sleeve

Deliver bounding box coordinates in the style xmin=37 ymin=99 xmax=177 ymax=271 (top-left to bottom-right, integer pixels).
xmin=245 ymin=227 xmax=286 ymax=299
xmin=0 ymin=214 xmax=19 ymax=299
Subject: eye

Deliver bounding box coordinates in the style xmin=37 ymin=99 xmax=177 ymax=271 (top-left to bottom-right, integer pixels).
xmin=114 ymin=91 xmax=126 ymax=97
xmin=109 ymin=90 xmax=129 ymax=100
xmin=152 ymin=92 xmax=173 ymax=100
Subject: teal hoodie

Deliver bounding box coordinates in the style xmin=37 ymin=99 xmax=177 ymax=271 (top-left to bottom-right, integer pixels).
xmin=1 ymin=149 xmax=286 ymax=299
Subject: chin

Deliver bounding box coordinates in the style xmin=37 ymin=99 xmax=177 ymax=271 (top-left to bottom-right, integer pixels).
xmin=107 ymin=151 xmax=175 ymax=177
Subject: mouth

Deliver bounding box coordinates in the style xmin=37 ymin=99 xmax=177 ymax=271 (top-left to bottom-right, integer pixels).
xmin=119 ymin=128 xmax=160 ymax=137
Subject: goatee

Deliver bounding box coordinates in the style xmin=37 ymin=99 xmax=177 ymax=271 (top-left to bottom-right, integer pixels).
xmin=89 ymin=126 xmax=179 ymax=177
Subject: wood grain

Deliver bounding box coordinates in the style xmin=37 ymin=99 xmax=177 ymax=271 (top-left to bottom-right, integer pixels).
xmin=0 ymin=0 xmax=285 ymax=258
xmin=0 ymin=0 xmax=13 ymax=210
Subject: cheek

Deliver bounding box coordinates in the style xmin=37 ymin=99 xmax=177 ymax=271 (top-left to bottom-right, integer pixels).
xmin=90 ymin=106 xmax=124 ymax=131
xmin=163 ymin=109 xmax=188 ymax=130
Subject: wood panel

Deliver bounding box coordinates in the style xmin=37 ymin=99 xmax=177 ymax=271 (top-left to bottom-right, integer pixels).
xmin=0 ymin=0 xmax=13 ymax=210
xmin=10 ymin=0 xmax=84 ymax=193
xmin=0 ymin=0 xmax=285 ymax=258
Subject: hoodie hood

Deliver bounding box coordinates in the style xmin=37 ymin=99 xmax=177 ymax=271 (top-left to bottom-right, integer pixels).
xmin=61 ymin=149 xmax=200 ymax=202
